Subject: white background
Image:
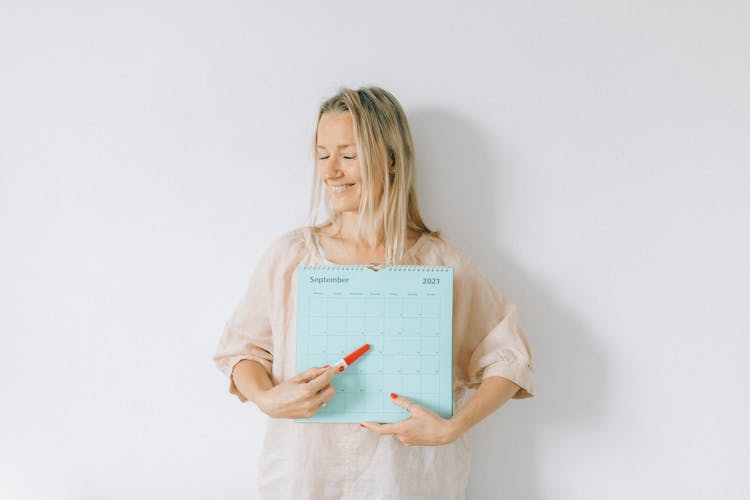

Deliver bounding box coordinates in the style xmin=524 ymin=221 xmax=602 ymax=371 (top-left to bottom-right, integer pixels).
xmin=2 ymin=1 xmax=749 ymax=499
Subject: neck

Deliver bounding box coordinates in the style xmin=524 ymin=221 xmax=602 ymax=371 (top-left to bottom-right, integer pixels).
xmin=337 ymin=212 xmax=380 ymax=250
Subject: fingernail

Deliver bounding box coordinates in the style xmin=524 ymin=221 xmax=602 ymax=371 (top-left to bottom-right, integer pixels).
xmin=338 ymin=366 xmax=345 ymax=372
xmin=390 ymin=393 xmax=397 ymax=399
xmin=359 ymin=423 xmax=365 ymax=428
xmin=323 ymin=365 xmax=330 ymax=369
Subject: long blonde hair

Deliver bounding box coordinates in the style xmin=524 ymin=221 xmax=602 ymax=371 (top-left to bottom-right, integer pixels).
xmin=307 ymin=86 xmax=440 ymax=265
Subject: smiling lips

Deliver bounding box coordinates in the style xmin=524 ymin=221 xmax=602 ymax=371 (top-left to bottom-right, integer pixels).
xmin=330 ymin=183 xmax=354 ymax=193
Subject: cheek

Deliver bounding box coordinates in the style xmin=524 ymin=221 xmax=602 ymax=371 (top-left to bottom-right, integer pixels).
xmin=349 ymin=163 xmax=362 ymax=182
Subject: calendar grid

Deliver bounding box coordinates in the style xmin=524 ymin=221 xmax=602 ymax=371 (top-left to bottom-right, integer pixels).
xmin=296 ymin=265 xmax=453 ymax=423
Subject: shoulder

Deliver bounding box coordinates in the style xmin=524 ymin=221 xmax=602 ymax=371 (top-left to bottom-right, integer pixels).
xmin=416 ymin=231 xmax=475 ymax=269
xmin=417 ymin=231 xmax=494 ymax=291
xmin=268 ymin=226 xmax=308 ymax=251
xmin=257 ymin=226 xmax=310 ymax=266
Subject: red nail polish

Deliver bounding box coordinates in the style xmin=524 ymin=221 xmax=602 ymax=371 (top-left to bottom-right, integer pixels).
xmin=338 ymin=366 xmax=345 ymax=372
xmin=359 ymin=423 xmax=365 ymax=428
xmin=390 ymin=393 xmax=397 ymax=399
xmin=323 ymin=365 xmax=330 ymax=369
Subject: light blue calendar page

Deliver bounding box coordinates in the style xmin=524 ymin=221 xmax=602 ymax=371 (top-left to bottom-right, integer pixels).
xmin=295 ymin=264 xmax=453 ymax=423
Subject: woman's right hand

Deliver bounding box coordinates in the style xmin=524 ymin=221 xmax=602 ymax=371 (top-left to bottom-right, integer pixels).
xmin=256 ymin=365 xmax=340 ymax=419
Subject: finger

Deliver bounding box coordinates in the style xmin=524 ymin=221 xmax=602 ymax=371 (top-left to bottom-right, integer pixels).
xmin=359 ymin=422 xmax=380 ymax=432
xmin=378 ymin=422 xmax=406 ymax=435
xmin=318 ymin=384 xmax=336 ymax=404
xmin=307 ymin=365 xmax=340 ymax=392
xmin=388 ymin=392 xmax=419 ymax=413
xmin=361 ymin=422 xmax=412 ymax=445
xmin=361 ymin=421 xmax=405 ymax=436
xmin=293 ymin=365 xmax=329 ymax=383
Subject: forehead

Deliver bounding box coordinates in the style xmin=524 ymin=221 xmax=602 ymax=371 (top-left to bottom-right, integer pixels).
xmin=316 ymin=112 xmax=356 ymax=148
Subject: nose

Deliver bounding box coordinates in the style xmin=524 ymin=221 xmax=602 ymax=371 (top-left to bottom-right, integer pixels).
xmin=320 ymin=156 xmax=342 ymax=181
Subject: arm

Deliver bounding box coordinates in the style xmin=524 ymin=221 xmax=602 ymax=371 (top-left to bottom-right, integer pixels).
xmin=231 ymin=359 xmax=341 ymax=419
xmin=448 ymin=376 xmax=520 ymax=439
xmin=362 ymin=375 xmax=521 ymax=446
xmin=231 ymin=359 xmax=274 ymax=405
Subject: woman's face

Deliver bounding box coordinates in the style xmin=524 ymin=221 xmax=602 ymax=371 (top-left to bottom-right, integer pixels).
xmin=316 ymin=111 xmax=362 ymax=213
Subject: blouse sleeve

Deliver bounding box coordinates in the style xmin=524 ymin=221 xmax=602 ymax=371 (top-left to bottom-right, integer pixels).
xmin=212 ymin=242 xmax=278 ymax=403
xmin=454 ymin=251 xmax=535 ymax=399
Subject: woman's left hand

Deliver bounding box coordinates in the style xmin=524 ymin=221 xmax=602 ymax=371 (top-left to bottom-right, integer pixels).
xmin=360 ymin=393 xmax=462 ymax=446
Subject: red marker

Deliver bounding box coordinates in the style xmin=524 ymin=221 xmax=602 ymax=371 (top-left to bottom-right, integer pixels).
xmin=333 ymin=343 xmax=370 ymax=372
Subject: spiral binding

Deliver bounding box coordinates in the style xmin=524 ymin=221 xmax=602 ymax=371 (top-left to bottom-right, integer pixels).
xmin=301 ymin=265 xmax=450 ymax=272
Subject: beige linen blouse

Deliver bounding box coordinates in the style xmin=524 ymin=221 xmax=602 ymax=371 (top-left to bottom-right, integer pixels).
xmin=212 ymin=226 xmax=534 ymax=500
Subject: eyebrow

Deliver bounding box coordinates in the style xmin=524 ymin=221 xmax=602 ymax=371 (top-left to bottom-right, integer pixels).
xmin=316 ymin=144 xmax=355 ymax=149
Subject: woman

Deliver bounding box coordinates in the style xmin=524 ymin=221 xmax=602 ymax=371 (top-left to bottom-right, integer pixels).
xmin=213 ymin=86 xmax=534 ymax=499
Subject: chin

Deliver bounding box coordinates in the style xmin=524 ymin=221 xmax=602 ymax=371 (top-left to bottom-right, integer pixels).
xmin=334 ymin=206 xmax=359 ymax=214
xmin=331 ymin=198 xmax=362 ymax=214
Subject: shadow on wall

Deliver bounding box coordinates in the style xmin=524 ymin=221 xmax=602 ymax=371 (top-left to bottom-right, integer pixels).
xmin=409 ymin=108 xmax=609 ymax=500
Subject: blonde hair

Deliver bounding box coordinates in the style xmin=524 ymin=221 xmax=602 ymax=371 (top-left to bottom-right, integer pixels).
xmin=307 ymin=86 xmax=440 ymax=265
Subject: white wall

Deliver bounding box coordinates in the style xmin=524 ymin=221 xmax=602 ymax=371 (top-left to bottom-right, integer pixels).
xmin=2 ymin=1 xmax=748 ymax=498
